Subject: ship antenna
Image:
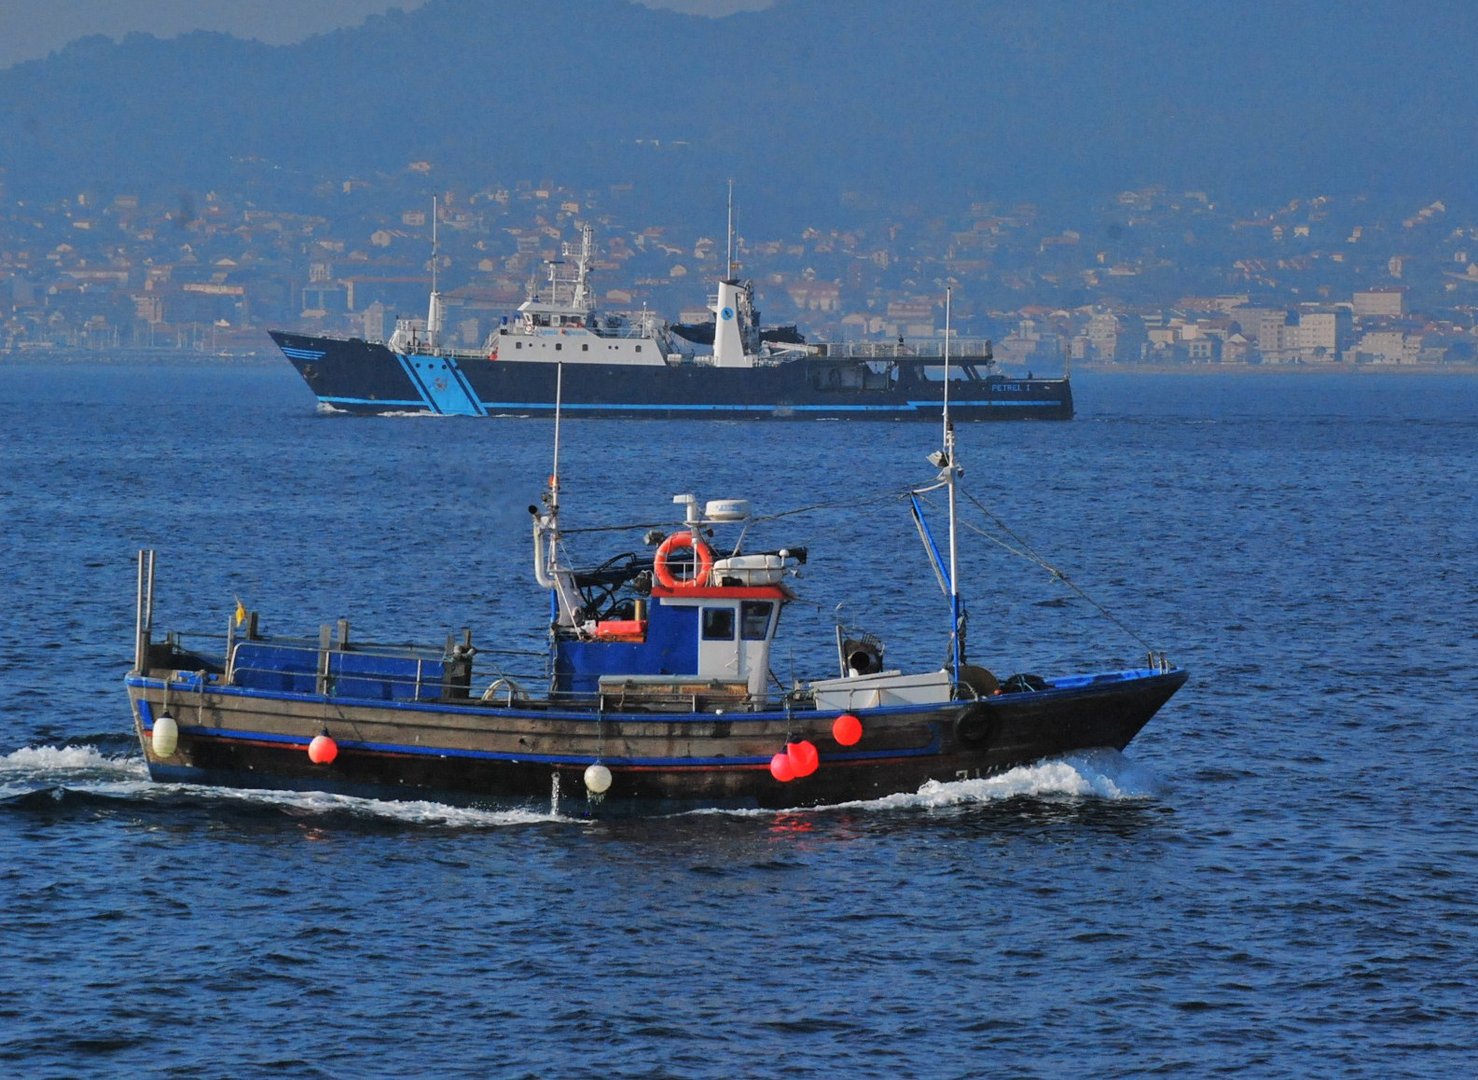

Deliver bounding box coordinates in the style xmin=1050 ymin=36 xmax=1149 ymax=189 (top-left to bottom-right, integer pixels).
xmin=425 ymin=195 xmax=442 ymax=350
xmin=726 ymin=179 xmax=735 ymax=279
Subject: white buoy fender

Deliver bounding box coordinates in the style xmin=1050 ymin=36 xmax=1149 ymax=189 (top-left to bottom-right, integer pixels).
xmin=151 ymin=713 xmax=179 ymax=758
xmin=584 ymin=763 xmax=613 ymax=795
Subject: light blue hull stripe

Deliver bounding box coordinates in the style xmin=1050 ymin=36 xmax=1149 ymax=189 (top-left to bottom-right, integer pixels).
xmin=391 ymin=353 xmax=437 ymax=412
xmin=391 ymin=353 xmax=487 ymax=416
xmin=320 ymin=397 xmax=428 ymax=408
xmin=315 ymin=396 xmax=1053 ymax=412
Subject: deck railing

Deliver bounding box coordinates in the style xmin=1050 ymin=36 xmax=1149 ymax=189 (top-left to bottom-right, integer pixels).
xmin=810 ymin=338 xmax=995 ymax=360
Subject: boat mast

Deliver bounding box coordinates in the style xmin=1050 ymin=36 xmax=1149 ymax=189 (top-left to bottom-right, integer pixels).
xmin=550 ymin=362 xmax=563 ymax=519
xmin=944 ymin=288 xmax=963 ymax=677
xmin=726 ymin=179 xmax=735 ymax=280
xmin=533 ymin=364 xmax=583 ymax=627
xmin=571 ymin=223 xmax=593 ymax=312
xmin=711 ymin=182 xmax=749 ymax=368
xmin=426 ymin=195 xmax=443 ymax=350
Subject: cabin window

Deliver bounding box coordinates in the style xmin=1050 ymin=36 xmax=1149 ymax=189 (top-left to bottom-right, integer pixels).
xmin=701 ymin=607 xmax=736 ymax=641
xmin=556 ymin=343 xmax=563 ymax=351
xmin=635 ymin=345 xmax=642 ymax=353
xmin=516 ymin=341 xmax=522 ymax=349
xmin=741 ymin=601 xmax=774 ymax=641
xmin=582 ymin=343 xmax=589 ymax=351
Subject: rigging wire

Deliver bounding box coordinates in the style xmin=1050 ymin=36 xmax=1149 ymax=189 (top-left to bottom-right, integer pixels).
xmin=913 ymin=487 xmax=1159 ymax=653
xmin=552 ymin=476 xmax=1160 ymax=653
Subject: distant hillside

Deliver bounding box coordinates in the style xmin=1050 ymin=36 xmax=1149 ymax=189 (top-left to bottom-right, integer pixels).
xmin=3 ymin=0 xmax=1475 ymax=220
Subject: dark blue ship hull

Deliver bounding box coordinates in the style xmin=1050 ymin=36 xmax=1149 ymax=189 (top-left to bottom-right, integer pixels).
xmin=269 ymin=331 xmax=1074 ymax=420
xmin=126 ymin=667 xmax=1185 ymax=813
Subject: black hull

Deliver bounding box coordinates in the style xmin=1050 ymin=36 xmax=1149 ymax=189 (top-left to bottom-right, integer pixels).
xmin=127 ymin=669 xmax=1184 ymax=814
xmin=270 ymin=332 xmax=1073 ymax=421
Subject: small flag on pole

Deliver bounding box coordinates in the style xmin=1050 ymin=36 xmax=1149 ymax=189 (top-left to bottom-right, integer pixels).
xmin=234 ymin=597 xmax=247 ymax=627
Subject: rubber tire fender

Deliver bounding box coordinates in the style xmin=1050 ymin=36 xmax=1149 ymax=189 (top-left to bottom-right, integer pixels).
xmin=954 ymin=704 xmax=996 ymax=747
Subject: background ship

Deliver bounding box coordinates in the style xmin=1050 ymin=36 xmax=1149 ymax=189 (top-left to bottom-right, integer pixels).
xmin=270 ymin=224 xmax=1073 ymax=421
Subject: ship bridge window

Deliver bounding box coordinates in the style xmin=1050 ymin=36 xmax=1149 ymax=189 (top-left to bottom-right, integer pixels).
xmin=701 ymin=607 xmax=736 ymax=641
xmin=741 ymin=601 xmax=774 ymax=641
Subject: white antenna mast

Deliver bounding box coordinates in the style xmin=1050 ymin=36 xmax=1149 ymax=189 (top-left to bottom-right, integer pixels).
xmin=725 ymin=179 xmax=735 ymax=279
xmin=425 ymin=195 xmax=443 ymax=349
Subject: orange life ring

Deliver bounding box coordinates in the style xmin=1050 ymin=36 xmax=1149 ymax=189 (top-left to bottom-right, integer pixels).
xmin=653 ymin=532 xmax=714 ymax=590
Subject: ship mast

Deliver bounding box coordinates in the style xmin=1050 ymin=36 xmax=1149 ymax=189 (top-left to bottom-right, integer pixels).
xmin=711 ymin=182 xmax=750 ymax=368
xmin=532 ymin=365 xmax=583 ymax=628
xmin=943 ymin=288 xmax=963 ymax=678
xmin=426 ymin=195 xmax=443 ymax=350
xmin=550 ymin=362 xmax=563 ymax=519
xmin=725 ymin=179 xmax=735 ymax=280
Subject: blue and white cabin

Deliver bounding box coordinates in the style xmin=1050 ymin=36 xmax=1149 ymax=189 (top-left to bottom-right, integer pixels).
xmin=537 ymin=494 xmax=798 ymax=710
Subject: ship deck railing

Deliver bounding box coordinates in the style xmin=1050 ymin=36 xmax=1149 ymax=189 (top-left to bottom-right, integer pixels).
xmin=143 ymin=626 xmax=547 ymax=706
xmin=810 ymin=338 xmax=995 ymax=360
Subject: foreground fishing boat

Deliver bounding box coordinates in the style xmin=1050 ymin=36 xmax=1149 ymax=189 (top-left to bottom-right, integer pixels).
xmin=124 ymin=374 xmax=1179 ymax=815
xmin=269 ymin=223 xmax=1072 ymax=421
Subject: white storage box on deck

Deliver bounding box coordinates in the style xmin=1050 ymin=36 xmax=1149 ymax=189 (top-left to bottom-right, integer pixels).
xmin=810 ymin=669 xmax=954 ymax=711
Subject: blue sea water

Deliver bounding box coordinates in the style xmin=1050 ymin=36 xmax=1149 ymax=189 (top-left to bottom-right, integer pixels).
xmin=1 ymin=361 xmax=1475 ymax=1078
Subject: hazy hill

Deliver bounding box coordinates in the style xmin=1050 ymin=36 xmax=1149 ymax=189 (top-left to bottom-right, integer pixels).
xmin=2 ymin=0 xmax=1474 ymax=219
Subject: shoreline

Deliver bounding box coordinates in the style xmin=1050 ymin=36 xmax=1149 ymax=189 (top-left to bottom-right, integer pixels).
xmin=3 ymin=350 xmax=1476 ymax=377
xmin=1071 ymin=361 xmax=1478 ymax=376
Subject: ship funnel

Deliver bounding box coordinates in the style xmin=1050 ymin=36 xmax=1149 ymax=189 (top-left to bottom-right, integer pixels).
xmin=711 ymin=279 xmax=747 ymax=368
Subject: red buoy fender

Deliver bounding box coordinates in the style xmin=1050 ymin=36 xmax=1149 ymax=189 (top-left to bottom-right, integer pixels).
xmin=308 ymin=734 xmax=338 ymax=765
xmin=653 ymin=532 xmax=714 ymax=590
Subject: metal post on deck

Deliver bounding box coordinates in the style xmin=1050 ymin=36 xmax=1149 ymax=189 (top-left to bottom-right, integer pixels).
xmin=317 ymin=624 xmax=332 ymax=696
xmin=134 ymin=550 xmax=155 ymax=675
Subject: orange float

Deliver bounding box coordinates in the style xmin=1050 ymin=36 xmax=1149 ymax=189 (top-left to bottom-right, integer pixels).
xmin=308 ymin=734 xmax=338 ymax=764
xmin=786 ymin=740 xmax=819 ymax=778
xmin=832 ymin=713 xmax=863 ymax=746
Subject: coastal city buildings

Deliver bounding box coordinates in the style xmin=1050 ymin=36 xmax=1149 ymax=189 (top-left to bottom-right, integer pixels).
xmin=2 ymin=172 xmax=1476 ymax=368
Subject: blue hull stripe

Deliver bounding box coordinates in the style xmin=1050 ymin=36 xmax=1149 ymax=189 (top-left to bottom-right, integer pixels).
xmin=444 ymin=359 xmax=488 ymax=416
xmin=475 ymin=400 xmax=1047 ymax=413
xmin=314 ymin=398 xmax=1056 ymax=413
xmin=320 ymin=396 xmax=428 ymax=409
xmin=389 ymin=354 xmax=488 ymax=416
xmin=391 ymin=353 xmax=437 ymax=412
